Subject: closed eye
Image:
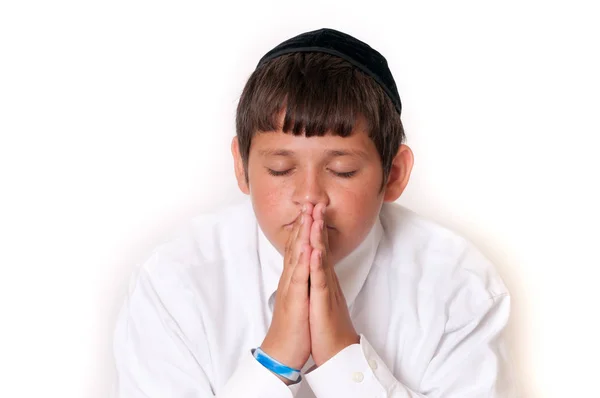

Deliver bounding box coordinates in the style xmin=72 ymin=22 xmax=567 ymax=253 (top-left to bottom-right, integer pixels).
xmin=266 ymin=168 xmax=357 ymax=178
xmin=266 ymin=168 xmax=292 ymax=176
xmin=332 ymin=170 xmax=357 ymax=178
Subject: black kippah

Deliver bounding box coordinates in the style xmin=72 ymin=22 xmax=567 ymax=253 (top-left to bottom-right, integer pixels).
xmin=257 ymin=28 xmax=402 ymax=116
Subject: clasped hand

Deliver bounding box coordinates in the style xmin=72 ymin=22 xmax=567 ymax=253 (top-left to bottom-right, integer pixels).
xmin=261 ymin=203 xmax=360 ymax=378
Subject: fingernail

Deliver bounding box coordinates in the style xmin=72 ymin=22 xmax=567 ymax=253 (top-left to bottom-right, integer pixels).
xmin=300 ymin=215 xmax=304 ymax=225
xmin=321 ymin=206 xmax=326 ymax=215
xmin=320 ymin=220 xmax=325 ymax=230
xmin=301 ymin=204 xmax=307 ymax=213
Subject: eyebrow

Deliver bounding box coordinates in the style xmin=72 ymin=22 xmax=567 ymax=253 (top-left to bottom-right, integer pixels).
xmin=258 ymin=149 xmax=369 ymax=160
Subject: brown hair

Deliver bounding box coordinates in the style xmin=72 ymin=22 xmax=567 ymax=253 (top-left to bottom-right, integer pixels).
xmin=235 ymin=52 xmax=405 ymax=191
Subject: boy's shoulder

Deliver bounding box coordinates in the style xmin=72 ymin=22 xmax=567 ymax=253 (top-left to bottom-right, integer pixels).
xmin=380 ymin=201 xmax=474 ymax=256
xmin=379 ymin=202 xmax=509 ymax=302
xmin=135 ymin=199 xmax=256 ymax=280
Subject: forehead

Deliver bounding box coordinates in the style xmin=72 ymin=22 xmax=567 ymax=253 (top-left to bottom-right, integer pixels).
xmin=250 ymin=128 xmax=376 ymax=159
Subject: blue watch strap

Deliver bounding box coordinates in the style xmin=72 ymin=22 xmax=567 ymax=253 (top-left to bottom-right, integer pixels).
xmin=253 ymin=347 xmax=302 ymax=382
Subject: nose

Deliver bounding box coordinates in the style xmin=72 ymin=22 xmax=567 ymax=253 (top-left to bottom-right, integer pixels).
xmin=291 ymin=167 xmax=329 ymax=209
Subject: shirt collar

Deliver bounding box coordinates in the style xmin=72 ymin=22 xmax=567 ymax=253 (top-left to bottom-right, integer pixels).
xmin=257 ymin=216 xmax=384 ymax=310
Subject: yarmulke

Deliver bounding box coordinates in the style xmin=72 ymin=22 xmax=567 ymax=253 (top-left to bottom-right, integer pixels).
xmin=256 ymin=28 xmax=402 ymax=116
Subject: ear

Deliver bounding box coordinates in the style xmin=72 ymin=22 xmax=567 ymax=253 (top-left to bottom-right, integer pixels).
xmin=231 ymin=136 xmax=250 ymax=195
xmin=383 ymin=144 xmax=414 ymax=202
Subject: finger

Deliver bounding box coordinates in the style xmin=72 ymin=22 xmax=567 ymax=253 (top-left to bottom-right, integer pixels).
xmin=310 ymin=204 xmax=329 ymax=249
xmin=281 ymin=214 xmax=303 ymax=292
xmin=309 ymin=249 xmax=328 ymax=293
xmin=297 ymin=209 xmax=313 ymax=247
xmin=287 ymin=243 xmax=311 ymax=301
xmin=284 ymin=212 xmax=301 ymax=261
xmin=322 ymin=213 xmax=330 ymax=255
xmin=301 ymin=203 xmax=314 ymax=240
xmin=284 ymin=210 xmax=302 ymax=249
xmin=312 ymin=202 xmax=325 ymax=223
xmin=285 ymin=204 xmax=314 ymax=274
xmin=290 ymin=212 xmax=312 ymax=269
xmin=310 ymin=218 xmax=327 ymax=255
xmin=303 ymin=202 xmax=315 ymax=218
xmin=284 ymin=211 xmax=303 ymax=269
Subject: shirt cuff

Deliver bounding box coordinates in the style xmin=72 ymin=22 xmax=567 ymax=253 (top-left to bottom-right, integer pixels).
xmin=303 ymin=334 xmax=410 ymax=398
xmin=219 ymin=348 xmax=302 ymax=398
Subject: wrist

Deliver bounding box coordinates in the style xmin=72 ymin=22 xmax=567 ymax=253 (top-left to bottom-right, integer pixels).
xmin=253 ymin=347 xmax=302 ymax=384
xmin=259 ymin=341 xmax=306 ymax=371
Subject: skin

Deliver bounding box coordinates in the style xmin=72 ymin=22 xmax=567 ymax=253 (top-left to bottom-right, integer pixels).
xmin=231 ymin=115 xmax=414 ymax=382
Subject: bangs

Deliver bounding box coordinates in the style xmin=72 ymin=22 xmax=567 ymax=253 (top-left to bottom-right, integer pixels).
xmin=240 ymin=53 xmax=383 ymax=138
xmin=236 ymin=51 xmax=404 ymax=188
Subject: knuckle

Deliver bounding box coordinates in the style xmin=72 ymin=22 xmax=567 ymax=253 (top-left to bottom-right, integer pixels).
xmin=290 ymin=268 xmax=305 ymax=285
xmin=314 ymin=261 xmax=323 ymax=273
xmin=314 ymin=280 xmax=328 ymax=290
xmin=285 ymin=255 xmax=295 ymax=270
xmin=285 ymin=236 xmax=293 ymax=253
xmin=283 ymin=250 xmax=291 ymax=267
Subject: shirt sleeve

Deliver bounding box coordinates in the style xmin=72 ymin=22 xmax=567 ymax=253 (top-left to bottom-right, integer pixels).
xmin=112 ymin=261 xmax=302 ymax=398
xmin=219 ymin=349 xmax=303 ymax=397
xmin=303 ymin=294 xmax=514 ymax=397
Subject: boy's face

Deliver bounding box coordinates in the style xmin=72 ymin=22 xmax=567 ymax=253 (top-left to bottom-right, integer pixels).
xmin=232 ymin=117 xmax=412 ymax=266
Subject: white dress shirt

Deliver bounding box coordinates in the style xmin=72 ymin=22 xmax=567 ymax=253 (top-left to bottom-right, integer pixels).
xmin=113 ymin=198 xmax=515 ymax=397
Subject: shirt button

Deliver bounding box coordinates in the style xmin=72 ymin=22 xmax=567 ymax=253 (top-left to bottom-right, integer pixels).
xmin=368 ymin=359 xmax=378 ymax=370
xmin=352 ymin=372 xmax=364 ymax=382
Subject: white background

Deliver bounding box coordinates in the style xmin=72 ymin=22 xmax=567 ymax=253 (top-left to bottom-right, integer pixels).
xmin=1 ymin=1 xmax=599 ymax=397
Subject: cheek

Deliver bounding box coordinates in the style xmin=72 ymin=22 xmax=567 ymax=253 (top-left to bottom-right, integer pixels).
xmin=251 ymin=179 xmax=282 ymax=220
xmin=333 ymin=188 xmax=379 ymax=229
xmin=328 ymin=183 xmax=382 ymax=260
xmin=249 ymin=175 xmax=292 ymax=252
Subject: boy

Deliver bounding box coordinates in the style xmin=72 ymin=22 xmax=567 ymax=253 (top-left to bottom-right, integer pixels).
xmin=113 ymin=28 xmax=513 ymax=397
